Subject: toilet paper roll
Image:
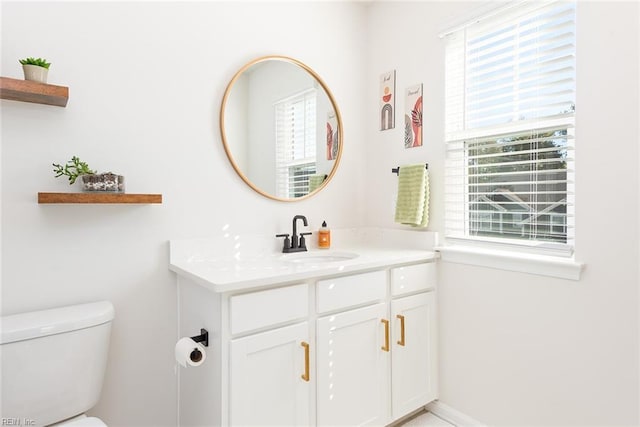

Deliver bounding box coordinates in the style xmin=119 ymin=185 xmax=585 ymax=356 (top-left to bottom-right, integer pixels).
xmin=175 ymin=337 xmax=207 ymax=367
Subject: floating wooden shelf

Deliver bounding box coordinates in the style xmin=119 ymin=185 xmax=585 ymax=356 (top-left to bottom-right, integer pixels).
xmin=38 ymin=192 xmax=162 ymax=204
xmin=1 ymin=77 xmax=69 ymax=107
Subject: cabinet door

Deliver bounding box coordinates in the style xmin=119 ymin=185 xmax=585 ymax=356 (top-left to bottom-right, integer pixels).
xmin=391 ymin=292 xmax=437 ymax=419
xmin=230 ymin=322 xmax=311 ymax=426
xmin=316 ymin=303 xmax=390 ymax=426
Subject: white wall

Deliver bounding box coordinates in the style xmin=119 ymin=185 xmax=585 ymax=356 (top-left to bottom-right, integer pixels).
xmin=365 ymin=1 xmax=640 ymax=425
xmin=3 ymin=1 xmax=639 ymax=426
xmin=0 ymin=2 xmax=367 ymax=426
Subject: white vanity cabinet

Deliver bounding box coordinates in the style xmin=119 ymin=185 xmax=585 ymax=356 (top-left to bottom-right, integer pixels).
xmin=315 ymin=264 xmax=437 ymax=425
xmin=315 ymin=270 xmax=390 ymax=425
xmin=228 ymin=283 xmax=312 ymax=426
xmin=229 ymin=321 xmax=311 ymax=426
xmin=389 ymin=263 xmax=438 ymax=420
xmin=176 ymin=258 xmax=437 ymax=427
xmin=391 ymin=292 xmax=437 ymax=418
xmin=316 ymin=303 xmax=390 ymax=426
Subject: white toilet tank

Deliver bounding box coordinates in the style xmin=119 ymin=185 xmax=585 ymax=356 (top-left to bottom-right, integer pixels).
xmin=0 ymin=301 xmax=114 ymax=427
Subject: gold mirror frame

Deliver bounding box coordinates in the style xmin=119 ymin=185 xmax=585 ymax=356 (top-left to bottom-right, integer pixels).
xmin=220 ymin=55 xmax=343 ymax=202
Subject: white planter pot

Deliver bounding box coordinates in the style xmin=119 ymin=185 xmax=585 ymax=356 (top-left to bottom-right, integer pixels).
xmin=22 ymin=64 xmax=48 ymax=83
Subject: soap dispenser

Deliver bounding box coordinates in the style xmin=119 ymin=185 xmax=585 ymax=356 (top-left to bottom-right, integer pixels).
xmin=318 ymin=221 xmax=331 ymax=249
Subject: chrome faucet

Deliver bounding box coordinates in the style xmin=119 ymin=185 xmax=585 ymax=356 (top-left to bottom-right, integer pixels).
xmin=276 ymin=215 xmax=311 ymax=253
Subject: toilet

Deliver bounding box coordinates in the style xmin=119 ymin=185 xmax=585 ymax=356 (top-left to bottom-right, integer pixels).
xmin=0 ymin=301 xmax=114 ymax=427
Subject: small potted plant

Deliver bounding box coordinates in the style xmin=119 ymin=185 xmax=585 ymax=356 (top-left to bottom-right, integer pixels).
xmin=53 ymin=156 xmax=125 ymax=193
xmin=19 ymin=57 xmax=51 ymax=83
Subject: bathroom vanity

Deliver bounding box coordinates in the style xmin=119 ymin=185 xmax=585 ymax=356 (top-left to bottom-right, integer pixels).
xmin=170 ymin=228 xmax=438 ymax=426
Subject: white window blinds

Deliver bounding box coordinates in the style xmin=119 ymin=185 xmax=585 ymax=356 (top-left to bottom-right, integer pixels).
xmin=444 ymin=0 xmax=576 ymax=253
xmin=274 ymin=89 xmax=317 ymax=198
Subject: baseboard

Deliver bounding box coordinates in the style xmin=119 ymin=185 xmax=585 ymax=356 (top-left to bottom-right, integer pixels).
xmin=426 ymin=401 xmax=486 ymax=427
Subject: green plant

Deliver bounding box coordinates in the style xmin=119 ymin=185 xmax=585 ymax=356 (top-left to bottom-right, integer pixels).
xmin=19 ymin=57 xmax=51 ymax=69
xmin=53 ymin=156 xmax=95 ymax=184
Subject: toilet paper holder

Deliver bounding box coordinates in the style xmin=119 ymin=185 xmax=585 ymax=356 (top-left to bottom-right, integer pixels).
xmin=190 ymin=328 xmax=209 ymax=347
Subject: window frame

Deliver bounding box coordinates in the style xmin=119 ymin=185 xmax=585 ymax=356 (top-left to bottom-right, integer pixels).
xmin=439 ymin=0 xmax=582 ymax=279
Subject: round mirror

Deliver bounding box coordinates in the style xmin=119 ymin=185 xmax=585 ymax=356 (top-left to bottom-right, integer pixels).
xmin=220 ymin=56 xmax=343 ymax=201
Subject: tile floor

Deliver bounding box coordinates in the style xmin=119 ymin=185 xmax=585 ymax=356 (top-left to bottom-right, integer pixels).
xmin=400 ymin=411 xmax=455 ymax=426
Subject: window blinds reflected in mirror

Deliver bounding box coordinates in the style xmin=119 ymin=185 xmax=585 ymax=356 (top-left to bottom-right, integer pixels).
xmin=275 ymin=89 xmax=317 ymax=199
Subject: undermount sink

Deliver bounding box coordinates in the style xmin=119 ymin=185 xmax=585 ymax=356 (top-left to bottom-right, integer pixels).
xmin=281 ymin=251 xmax=359 ymax=264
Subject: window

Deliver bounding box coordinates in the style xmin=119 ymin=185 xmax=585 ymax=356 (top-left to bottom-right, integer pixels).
xmin=443 ymin=1 xmax=576 ymax=255
xmin=274 ymin=89 xmax=317 ymax=199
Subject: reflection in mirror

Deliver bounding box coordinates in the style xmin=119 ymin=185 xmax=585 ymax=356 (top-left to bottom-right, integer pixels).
xmin=221 ymin=56 xmax=342 ymax=201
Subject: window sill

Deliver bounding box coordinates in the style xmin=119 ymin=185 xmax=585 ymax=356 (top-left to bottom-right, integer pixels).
xmin=435 ymin=245 xmax=583 ymax=281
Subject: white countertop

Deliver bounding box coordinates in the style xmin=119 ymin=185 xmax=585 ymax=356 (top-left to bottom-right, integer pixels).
xmin=169 ymin=228 xmax=438 ymax=293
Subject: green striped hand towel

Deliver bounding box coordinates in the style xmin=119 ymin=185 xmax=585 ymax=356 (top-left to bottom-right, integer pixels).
xmin=309 ymin=174 xmax=326 ymax=192
xmin=394 ymin=164 xmax=429 ymax=227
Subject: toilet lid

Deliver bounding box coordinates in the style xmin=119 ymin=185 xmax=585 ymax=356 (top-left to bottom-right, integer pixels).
xmin=63 ymin=417 xmax=107 ymax=427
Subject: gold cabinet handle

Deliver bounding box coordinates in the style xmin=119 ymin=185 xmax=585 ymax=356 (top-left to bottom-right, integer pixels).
xmin=381 ymin=319 xmax=390 ymax=352
xmin=397 ymin=314 xmax=405 ymax=346
xmin=301 ymin=341 xmax=310 ymax=382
